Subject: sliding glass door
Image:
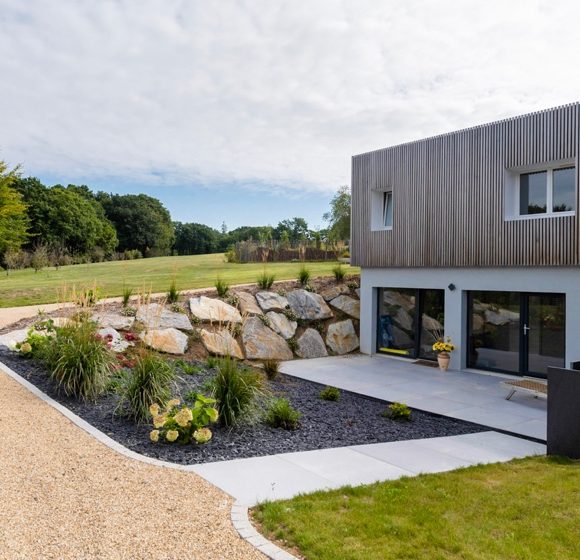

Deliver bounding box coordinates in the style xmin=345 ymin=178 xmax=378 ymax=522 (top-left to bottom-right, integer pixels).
xmin=468 ymin=291 xmax=565 ymax=377
xmin=377 ymin=288 xmax=444 ymax=360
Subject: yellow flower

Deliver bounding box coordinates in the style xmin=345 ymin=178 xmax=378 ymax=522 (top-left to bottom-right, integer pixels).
xmin=149 ymin=429 xmax=160 ymax=443
xmin=193 ymin=428 xmax=212 ymax=444
xmin=166 ymin=398 xmax=180 ymax=410
xmin=153 ymin=414 xmax=167 ymax=428
xmin=165 ymin=430 xmax=179 ymax=443
xmin=149 ymin=403 xmax=160 ymax=417
xmin=174 ymin=408 xmax=193 ymax=428
xmin=19 ymin=342 xmax=32 ymax=354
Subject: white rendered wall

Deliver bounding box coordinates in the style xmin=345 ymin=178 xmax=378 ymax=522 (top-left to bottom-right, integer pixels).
xmin=360 ymin=267 xmax=580 ymax=371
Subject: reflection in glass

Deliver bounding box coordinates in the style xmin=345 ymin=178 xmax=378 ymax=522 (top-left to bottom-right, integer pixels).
xmin=419 ymin=291 xmax=445 ymax=360
xmin=377 ymin=288 xmax=416 ymax=357
xmin=552 ymin=167 xmax=575 ymax=212
xmin=527 ymin=294 xmax=565 ymax=376
xmin=520 ymin=171 xmax=547 ymax=215
xmin=469 ymin=291 xmax=520 ymax=373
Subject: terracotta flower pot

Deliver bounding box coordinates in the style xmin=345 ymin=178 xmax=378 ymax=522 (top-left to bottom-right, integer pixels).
xmin=437 ymin=351 xmax=450 ymax=371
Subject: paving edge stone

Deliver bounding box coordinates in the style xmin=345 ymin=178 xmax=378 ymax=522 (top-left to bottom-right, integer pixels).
xmin=0 ymin=358 xmax=290 ymax=560
xmin=231 ymin=502 xmax=300 ymax=560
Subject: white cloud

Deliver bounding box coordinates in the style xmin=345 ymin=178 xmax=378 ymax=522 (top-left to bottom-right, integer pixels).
xmin=1 ymin=0 xmax=579 ymax=193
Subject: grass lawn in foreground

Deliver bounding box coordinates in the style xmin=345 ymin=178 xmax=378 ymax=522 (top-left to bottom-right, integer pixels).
xmin=253 ymin=456 xmax=580 ymax=560
xmin=0 ymin=253 xmax=359 ymax=308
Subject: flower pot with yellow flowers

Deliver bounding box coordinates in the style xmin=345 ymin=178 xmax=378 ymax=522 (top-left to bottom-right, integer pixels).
xmin=432 ymin=337 xmax=455 ymax=371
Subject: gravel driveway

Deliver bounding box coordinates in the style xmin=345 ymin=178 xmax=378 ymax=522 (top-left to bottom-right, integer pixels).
xmin=0 ymin=370 xmax=263 ymax=560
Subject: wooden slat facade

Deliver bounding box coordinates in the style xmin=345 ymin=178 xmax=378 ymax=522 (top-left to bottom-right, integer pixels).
xmin=351 ymin=103 xmax=580 ymax=268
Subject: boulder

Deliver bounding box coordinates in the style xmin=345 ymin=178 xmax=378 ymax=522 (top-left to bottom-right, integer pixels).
xmin=319 ymin=284 xmax=350 ymax=302
xmin=266 ymin=311 xmax=297 ymax=340
xmin=296 ymin=328 xmax=328 ymax=359
xmin=326 ymin=320 xmax=359 ymax=355
xmin=189 ymin=296 xmax=242 ymax=324
xmin=136 ymin=303 xmax=193 ymax=331
xmin=0 ymin=329 xmax=41 ymax=349
xmin=97 ymin=327 xmax=132 ymax=353
xmin=329 ymin=295 xmax=360 ymax=319
xmin=199 ymin=329 xmax=244 ymax=359
xmin=421 ymin=313 xmax=443 ymax=331
xmin=255 ymin=291 xmax=289 ymax=313
xmin=286 ymin=289 xmax=333 ymax=320
xmin=394 ymin=307 xmax=413 ymax=331
xmin=92 ymin=311 xmax=135 ymax=331
xmin=139 ymin=328 xmax=188 ymax=355
xmin=235 ymin=292 xmax=262 ymax=316
xmin=242 ymin=316 xmax=293 ymax=361
xmin=484 ymin=307 xmax=519 ymax=326
xmin=355 ymin=288 xmax=361 ymax=298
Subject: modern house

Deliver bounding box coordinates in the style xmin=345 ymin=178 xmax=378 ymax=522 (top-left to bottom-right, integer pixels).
xmin=351 ymin=103 xmax=580 ymax=378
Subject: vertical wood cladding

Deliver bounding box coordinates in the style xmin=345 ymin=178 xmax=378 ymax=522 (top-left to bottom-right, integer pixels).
xmin=351 ymin=103 xmax=579 ymax=268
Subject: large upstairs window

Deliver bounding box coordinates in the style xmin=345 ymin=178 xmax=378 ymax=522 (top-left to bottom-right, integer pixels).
xmin=519 ymin=167 xmax=575 ymax=216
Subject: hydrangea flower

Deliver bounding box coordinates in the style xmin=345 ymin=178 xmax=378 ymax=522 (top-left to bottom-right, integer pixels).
xmin=193 ymin=428 xmax=212 ymax=444
xmin=165 ymin=430 xmax=179 ymax=443
xmin=149 ymin=430 xmax=160 ymax=443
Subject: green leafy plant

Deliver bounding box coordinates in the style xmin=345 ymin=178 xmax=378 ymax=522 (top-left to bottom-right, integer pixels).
xmin=211 ymin=357 xmax=263 ymax=427
xmin=122 ymin=285 xmax=133 ymax=308
xmin=174 ymin=359 xmax=203 ymax=376
xmin=332 ymin=264 xmax=346 ymax=283
xmin=298 ymin=265 xmax=310 ymax=286
xmin=169 ymin=302 xmax=184 ymax=313
xmin=320 ymin=386 xmax=340 ymax=401
xmin=264 ymin=398 xmax=301 ymax=430
xmin=149 ymin=394 xmax=218 ymax=445
xmin=287 ymin=337 xmax=298 ymax=353
xmin=206 ymin=356 xmax=220 ymax=369
xmin=257 ymin=271 xmax=276 ymax=290
xmin=48 ymin=319 xmax=115 ymax=401
xmin=167 ymin=278 xmax=179 ymax=304
xmin=215 ymin=277 xmax=230 ymax=297
xmin=116 ymin=351 xmax=176 ymax=422
xmin=382 ymin=402 xmax=412 ymax=421
xmin=263 ymin=359 xmax=280 ymax=380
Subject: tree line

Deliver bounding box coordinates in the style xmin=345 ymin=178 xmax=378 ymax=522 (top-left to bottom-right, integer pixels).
xmin=0 ymin=162 xmax=350 ymax=271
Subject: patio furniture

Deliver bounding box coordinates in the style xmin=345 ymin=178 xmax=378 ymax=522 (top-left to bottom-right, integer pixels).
xmin=502 ymin=377 xmax=548 ymax=401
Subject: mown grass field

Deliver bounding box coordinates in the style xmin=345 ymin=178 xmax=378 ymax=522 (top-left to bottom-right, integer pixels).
xmin=253 ymin=456 xmax=580 ymax=560
xmin=0 ymin=253 xmax=359 ymax=308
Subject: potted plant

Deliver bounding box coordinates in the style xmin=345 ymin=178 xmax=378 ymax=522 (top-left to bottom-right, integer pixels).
xmin=432 ymin=337 xmax=455 ymax=371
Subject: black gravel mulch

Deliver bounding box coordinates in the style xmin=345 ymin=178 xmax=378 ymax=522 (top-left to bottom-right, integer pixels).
xmin=0 ymin=349 xmax=486 ymax=465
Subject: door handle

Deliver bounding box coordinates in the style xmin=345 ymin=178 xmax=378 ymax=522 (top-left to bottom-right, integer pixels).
xmin=523 ymin=324 xmax=530 ymax=335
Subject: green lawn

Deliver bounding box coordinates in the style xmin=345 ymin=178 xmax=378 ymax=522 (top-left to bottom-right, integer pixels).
xmin=0 ymin=253 xmax=359 ymax=308
xmin=253 ymin=456 xmax=580 ymax=560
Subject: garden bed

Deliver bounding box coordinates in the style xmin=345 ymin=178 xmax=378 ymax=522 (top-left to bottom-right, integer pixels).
xmin=0 ymin=349 xmax=485 ymax=465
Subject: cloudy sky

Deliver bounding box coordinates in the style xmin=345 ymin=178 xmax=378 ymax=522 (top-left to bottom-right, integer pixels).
xmin=1 ymin=0 xmax=580 ymax=229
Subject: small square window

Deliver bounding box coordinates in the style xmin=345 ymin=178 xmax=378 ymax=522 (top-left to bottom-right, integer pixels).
xmin=383 ymin=192 xmax=393 ymax=227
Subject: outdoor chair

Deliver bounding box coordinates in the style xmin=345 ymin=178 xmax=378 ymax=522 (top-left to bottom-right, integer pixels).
xmin=502 ymin=377 xmax=548 ymax=401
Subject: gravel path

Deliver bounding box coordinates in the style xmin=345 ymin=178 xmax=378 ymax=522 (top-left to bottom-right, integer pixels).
xmin=0 ymin=370 xmax=263 ymax=560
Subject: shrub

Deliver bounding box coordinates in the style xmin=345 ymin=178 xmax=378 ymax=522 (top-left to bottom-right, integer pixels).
xmin=263 ymin=359 xmax=280 ymax=380
xmin=257 ymin=271 xmax=276 ymax=290
xmin=174 ymin=359 xmax=203 ymax=376
xmin=264 ymin=398 xmax=301 ymax=430
xmin=298 ymin=265 xmax=310 ymax=286
xmin=320 ymin=386 xmax=340 ymax=401
xmin=31 ymin=244 xmax=50 ymax=273
xmin=149 ymin=394 xmax=218 ymax=445
xmin=116 ymin=351 xmax=176 ymax=422
xmin=382 ymin=402 xmax=412 ymax=421
xmin=13 ymin=324 xmax=55 ymax=360
xmin=215 ymin=277 xmax=230 ymax=297
xmin=332 ymin=264 xmax=346 ymax=282
xmin=287 ymin=337 xmax=298 ymax=353
xmin=167 ymin=279 xmax=179 ymax=304
xmin=48 ymin=319 xmax=115 ymax=401
xmin=206 ymin=356 xmax=220 ymax=369
xmin=74 ymin=286 xmax=99 ymax=308
xmin=123 ymin=249 xmax=142 ymax=260
xmin=122 ymin=285 xmax=133 ymax=308
xmin=211 ymin=357 xmax=263 ymax=427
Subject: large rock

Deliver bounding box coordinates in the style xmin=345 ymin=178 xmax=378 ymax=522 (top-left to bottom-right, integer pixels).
xmin=255 ymin=291 xmax=289 ymax=312
xmin=97 ymin=327 xmax=132 ymax=353
xmin=266 ymin=311 xmax=297 ymax=340
xmin=189 ymin=296 xmax=242 ymax=324
xmin=0 ymin=329 xmax=46 ymax=349
xmin=242 ymin=316 xmax=293 ymax=361
xmin=319 ymin=284 xmax=350 ymax=302
xmin=139 ymin=328 xmax=188 ymax=355
xmin=326 ymin=320 xmax=359 ymax=355
xmin=421 ymin=313 xmax=443 ymax=331
xmin=286 ymin=290 xmax=333 ymax=320
xmin=92 ymin=311 xmax=135 ymax=331
xmin=200 ymin=329 xmax=244 ymax=359
xmin=235 ymin=292 xmax=262 ymax=316
xmin=484 ymin=307 xmax=519 ymax=326
xmin=296 ymin=328 xmax=328 ymax=359
xmin=329 ymin=295 xmax=360 ymax=319
xmin=136 ymin=303 xmax=193 ymax=331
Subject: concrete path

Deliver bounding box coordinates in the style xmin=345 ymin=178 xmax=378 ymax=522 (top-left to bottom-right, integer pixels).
xmin=0 ymin=369 xmax=263 ymax=560
xmin=192 ymin=431 xmax=545 ymax=506
xmin=280 ymin=355 xmax=547 ymax=440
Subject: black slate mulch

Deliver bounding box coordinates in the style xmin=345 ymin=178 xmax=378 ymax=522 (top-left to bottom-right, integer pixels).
xmin=0 ymin=349 xmax=486 ymax=465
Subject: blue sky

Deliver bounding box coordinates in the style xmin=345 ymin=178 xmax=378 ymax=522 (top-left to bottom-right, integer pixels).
xmin=2 ymin=0 xmax=580 ymax=231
